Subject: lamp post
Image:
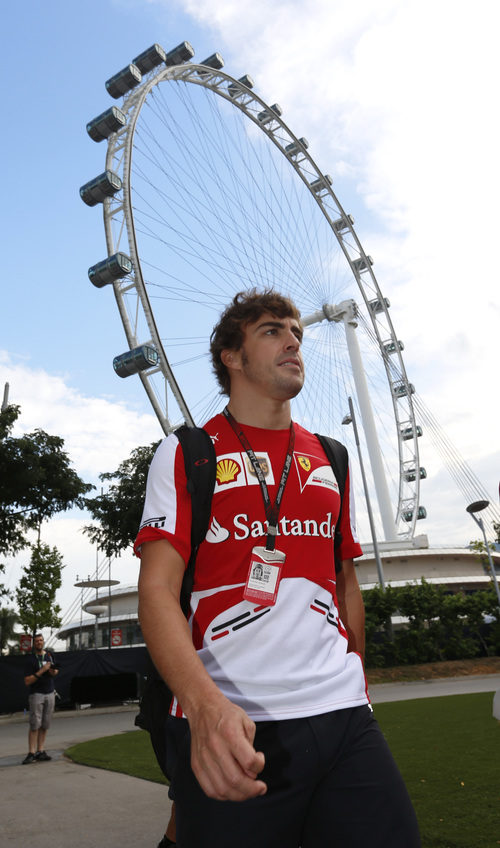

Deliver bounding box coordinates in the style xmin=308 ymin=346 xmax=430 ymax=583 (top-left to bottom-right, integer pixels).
xmin=75 ymin=576 xmax=120 ymax=649
xmin=466 ymin=500 xmax=500 ymax=607
xmin=342 ymin=396 xmax=386 ymax=591
xmin=86 ymin=605 xmax=109 ymax=648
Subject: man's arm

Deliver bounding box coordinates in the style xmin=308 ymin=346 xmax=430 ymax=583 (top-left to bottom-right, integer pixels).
xmin=24 ymin=661 xmax=53 ymax=687
xmin=24 ymin=669 xmax=36 ymax=687
xmin=336 ymin=558 xmax=365 ymax=662
xmin=138 ymin=538 xmax=267 ymax=802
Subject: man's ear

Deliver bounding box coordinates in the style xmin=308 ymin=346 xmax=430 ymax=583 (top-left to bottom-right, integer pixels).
xmin=221 ymin=349 xmax=241 ymax=371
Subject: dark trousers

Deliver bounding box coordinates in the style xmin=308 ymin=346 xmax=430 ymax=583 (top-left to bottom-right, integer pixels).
xmin=170 ymin=705 xmax=421 ymax=848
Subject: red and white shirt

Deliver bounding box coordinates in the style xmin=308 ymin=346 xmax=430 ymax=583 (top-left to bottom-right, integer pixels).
xmin=135 ymin=414 xmax=368 ymax=720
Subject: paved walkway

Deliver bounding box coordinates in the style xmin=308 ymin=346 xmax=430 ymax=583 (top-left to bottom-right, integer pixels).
xmin=0 ymin=676 xmax=498 ymax=848
xmin=0 ymin=706 xmax=171 ymax=848
xmin=369 ymin=671 xmax=500 ymax=703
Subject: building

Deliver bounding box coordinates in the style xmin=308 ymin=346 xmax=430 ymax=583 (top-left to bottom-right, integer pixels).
xmin=57 ymin=584 xmax=143 ymax=651
xmin=56 ymin=546 xmax=499 ymax=651
xmin=357 ymin=545 xmax=498 ymax=593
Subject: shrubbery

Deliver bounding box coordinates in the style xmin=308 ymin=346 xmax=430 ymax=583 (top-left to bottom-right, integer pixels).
xmin=362 ymin=580 xmax=500 ymax=667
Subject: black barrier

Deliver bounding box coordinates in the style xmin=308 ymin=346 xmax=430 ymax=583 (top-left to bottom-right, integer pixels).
xmin=0 ymin=647 xmax=149 ymax=714
xmin=71 ymin=671 xmax=139 ymax=706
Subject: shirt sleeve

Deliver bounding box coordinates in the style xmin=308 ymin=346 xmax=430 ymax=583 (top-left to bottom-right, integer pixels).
xmin=337 ymin=459 xmax=363 ymax=561
xmin=24 ymin=656 xmax=35 ymax=677
xmin=133 ymin=434 xmax=193 ymax=565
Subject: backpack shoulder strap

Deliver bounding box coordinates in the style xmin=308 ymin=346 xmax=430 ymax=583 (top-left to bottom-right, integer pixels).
xmin=173 ymin=425 xmax=216 ymax=616
xmin=314 ymin=433 xmax=349 ymax=574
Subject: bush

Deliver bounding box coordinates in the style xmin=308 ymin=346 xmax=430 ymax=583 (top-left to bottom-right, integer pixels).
xmin=362 ymin=580 xmax=499 ymax=668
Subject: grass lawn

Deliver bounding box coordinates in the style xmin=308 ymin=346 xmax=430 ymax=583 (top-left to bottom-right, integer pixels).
xmin=66 ymin=727 xmax=169 ymax=785
xmin=66 ymin=692 xmax=500 ymax=848
xmin=374 ymin=693 xmax=500 ymax=848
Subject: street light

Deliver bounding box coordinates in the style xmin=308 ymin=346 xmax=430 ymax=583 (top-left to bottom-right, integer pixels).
xmin=466 ymin=500 xmax=500 ymax=606
xmin=86 ymin=605 xmax=109 ymax=649
xmin=342 ymin=396 xmax=386 ymax=591
xmin=75 ymin=576 xmax=119 ymax=650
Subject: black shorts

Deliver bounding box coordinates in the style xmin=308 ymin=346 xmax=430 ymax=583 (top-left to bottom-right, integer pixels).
xmin=169 ymin=705 xmax=421 ymax=848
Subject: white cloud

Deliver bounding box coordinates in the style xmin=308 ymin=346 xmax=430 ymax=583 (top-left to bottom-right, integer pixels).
xmin=2 ymin=517 xmax=140 ymax=634
xmin=0 ymin=355 xmax=158 ymax=632
xmin=0 ymin=352 xmax=161 ymax=481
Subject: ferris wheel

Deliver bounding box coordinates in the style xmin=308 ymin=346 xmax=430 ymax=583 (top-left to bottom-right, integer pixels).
xmin=80 ymin=41 xmax=427 ymax=544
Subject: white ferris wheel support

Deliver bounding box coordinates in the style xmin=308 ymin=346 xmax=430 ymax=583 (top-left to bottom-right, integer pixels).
xmin=81 ymin=42 xmax=425 ymax=544
xmin=302 ymin=301 xmax=398 ymax=542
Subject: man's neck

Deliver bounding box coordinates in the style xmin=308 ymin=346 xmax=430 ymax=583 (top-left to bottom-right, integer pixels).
xmin=226 ymin=396 xmax=292 ymax=430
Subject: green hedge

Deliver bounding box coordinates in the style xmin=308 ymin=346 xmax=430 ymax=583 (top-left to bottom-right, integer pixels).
xmin=362 ymin=581 xmax=500 ymax=667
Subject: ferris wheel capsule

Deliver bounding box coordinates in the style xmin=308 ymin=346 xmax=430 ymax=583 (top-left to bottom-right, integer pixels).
xmin=113 ymin=345 xmax=159 ymax=378
xmin=199 ymin=52 xmax=224 ymax=69
xmin=228 ymin=75 xmax=254 ymax=98
xmin=88 ymin=253 xmax=132 ymax=288
xmin=79 ymin=170 xmax=122 ymax=206
xmin=105 ymin=64 xmax=142 ymax=99
xmin=87 ymin=106 xmax=126 ymax=142
xmin=164 ymin=41 xmax=194 ymax=67
xmin=132 ymin=43 xmax=167 ymax=73
xmin=285 ymin=137 xmax=309 ymax=158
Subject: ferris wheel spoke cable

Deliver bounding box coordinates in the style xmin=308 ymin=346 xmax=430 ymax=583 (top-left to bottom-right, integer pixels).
xmin=134 ymin=124 xmax=329 ymax=308
xmin=164 ymin=86 xmax=290 ymax=282
xmin=138 ymin=82 xmax=332 ymax=301
xmin=132 ymin=219 xmax=253 ymax=306
xmin=198 ymin=90 xmax=283 ymax=279
xmin=132 ymin=166 xmax=296 ymax=299
xmin=411 ymin=394 xmax=498 ymax=515
xmin=131 ymin=172 xmax=263 ymax=284
xmin=133 ymin=153 xmax=261 ymax=292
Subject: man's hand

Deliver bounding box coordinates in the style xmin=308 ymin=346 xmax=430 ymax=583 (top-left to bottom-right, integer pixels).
xmin=188 ymin=696 xmax=267 ymax=801
xmin=139 ymin=539 xmax=266 ymax=802
xmin=40 ymin=661 xmax=52 ymax=673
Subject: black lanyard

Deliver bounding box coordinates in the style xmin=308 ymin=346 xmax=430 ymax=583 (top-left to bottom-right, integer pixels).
xmin=223 ymin=407 xmax=295 ymax=551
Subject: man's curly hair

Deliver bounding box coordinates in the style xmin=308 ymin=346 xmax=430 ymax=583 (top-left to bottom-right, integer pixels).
xmin=210 ymin=289 xmax=301 ymax=395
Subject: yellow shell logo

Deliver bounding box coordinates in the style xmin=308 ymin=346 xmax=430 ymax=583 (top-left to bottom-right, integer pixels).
xmin=216 ymin=457 xmax=241 ymax=485
xmin=298 ymin=456 xmax=311 ymax=472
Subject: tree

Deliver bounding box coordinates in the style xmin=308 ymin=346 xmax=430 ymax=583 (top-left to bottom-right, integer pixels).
xmin=494 ymin=521 xmax=500 ymax=544
xmin=0 ymin=606 xmax=19 ymax=653
xmin=469 ymin=537 xmax=499 ymax=585
xmin=16 ymin=542 xmax=64 ymax=637
xmin=84 ymin=441 xmax=159 ymax=558
xmin=0 ymin=404 xmax=93 ymax=560
xmin=0 ymin=566 xmax=10 ymax=602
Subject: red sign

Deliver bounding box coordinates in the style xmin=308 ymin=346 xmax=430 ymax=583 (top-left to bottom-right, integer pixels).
xmin=20 ymin=634 xmax=32 ymax=653
xmin=111 ymin=628 xmax=122 ymax=646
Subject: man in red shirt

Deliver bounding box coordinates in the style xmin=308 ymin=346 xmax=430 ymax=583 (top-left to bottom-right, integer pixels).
xmin=136 ymin=290 xmax=420 ymax=847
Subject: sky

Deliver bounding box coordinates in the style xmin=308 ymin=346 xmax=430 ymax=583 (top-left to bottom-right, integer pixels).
xmin=1 ymin=0 xmax=499 ymax=642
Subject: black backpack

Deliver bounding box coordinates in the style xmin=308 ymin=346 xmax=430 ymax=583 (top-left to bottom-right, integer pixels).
xmin=135 ymin=426 xmax=349 ymax=776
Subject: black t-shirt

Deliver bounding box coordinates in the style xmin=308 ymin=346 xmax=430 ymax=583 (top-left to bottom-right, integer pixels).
xmin=24 ymin=651 xmax=56 ymax=694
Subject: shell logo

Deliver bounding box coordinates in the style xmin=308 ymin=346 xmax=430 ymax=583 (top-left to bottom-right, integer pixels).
xmin=298 ymin=456 xmax=311 ymax=472
xmin=216 ymin=457 xmax=241 ymax=485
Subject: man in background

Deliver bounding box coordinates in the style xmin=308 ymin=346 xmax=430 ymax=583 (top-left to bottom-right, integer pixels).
xmin=22 ymin=633 xmax=58 ymax=764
